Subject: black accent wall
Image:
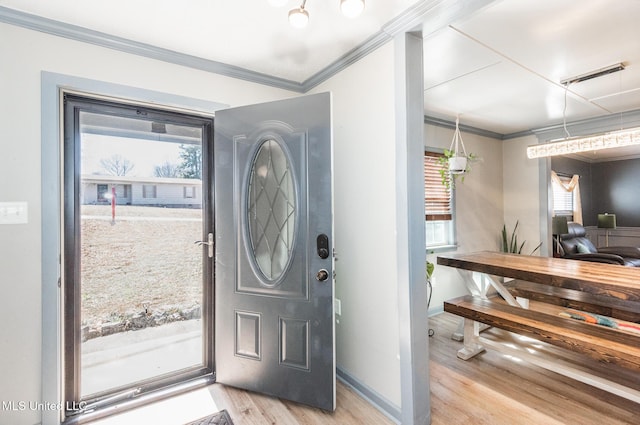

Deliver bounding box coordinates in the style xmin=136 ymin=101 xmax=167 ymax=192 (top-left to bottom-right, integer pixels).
xmin=552 ymin=156 xmax=640 ymax=227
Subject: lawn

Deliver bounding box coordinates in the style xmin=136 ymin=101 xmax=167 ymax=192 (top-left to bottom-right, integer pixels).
xmin=80 ymin=205 xmax=204 ymax=327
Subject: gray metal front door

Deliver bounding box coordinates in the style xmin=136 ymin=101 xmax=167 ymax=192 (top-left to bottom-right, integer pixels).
xmin=214 ymin=92 xmax=335 ymax=410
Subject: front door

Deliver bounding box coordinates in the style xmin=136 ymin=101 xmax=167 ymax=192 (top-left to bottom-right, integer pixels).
xmin=214 ymin=93 xmax=335 ymax=410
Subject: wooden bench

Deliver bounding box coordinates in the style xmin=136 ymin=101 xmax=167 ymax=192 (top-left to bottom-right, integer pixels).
xmin=444 ymin=294 xmax=640 ymax=371
xmin=444 ymin=294 xmax=640 ymax=402
xmin=502 ymin=279 xmax=640 ymax=323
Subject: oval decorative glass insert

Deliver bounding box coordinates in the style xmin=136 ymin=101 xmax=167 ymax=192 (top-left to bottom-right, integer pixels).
xmin=247 ymin=139 xmax=297 ymax=281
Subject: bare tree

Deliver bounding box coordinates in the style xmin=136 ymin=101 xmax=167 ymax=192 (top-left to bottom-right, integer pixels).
xmin=100 ymin=154 xmax=135 ymax=176
xmin=153 ymin=161 xmax=179 ymax=178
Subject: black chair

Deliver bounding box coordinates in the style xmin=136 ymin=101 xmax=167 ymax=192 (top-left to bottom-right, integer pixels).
xmin=558 ymin=222 xmax=640 ymax=267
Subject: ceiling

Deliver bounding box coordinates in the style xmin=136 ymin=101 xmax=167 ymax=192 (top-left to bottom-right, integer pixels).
xmin=1 ymin=0 xmax=640 ymax=139
xmin=424 ymin=0 xmax=640 ymax=136
xmin=0 ymin=0 xmax=417 ymax=82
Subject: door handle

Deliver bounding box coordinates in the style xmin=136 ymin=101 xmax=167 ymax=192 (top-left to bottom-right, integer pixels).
xmin=195 ymin=233 xmax=214 ymax=258
xmin=316 ymin=269 xmax=329 ymax=282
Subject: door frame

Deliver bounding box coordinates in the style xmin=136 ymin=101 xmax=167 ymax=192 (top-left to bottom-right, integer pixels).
xmin=41 ymin=72 xmax=228 ymax=425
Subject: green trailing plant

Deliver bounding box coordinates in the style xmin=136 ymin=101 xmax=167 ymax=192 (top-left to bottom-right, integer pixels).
xmin=437 ymin=149 xmax=479 ymax=189
xmin=426 ymin=260 xmax=434 ymax=281
xmin=426 ymin=249 xmax=435 ymax=282
xmin=426 ymin=257 xmax=435 ymax=337
xmin=501 ymin=221 xmax=542 ymax=255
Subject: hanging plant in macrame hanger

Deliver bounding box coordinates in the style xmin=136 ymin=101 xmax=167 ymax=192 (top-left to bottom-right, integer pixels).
xmin=438 ymin=116 xmax=479 ymax=189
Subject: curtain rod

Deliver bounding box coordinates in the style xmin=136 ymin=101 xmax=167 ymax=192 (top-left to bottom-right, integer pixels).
xmin=553 ymin=171 xmax=580 ymax=178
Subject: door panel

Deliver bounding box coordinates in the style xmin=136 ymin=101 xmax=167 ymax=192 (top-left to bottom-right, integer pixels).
xmin=215 ymin=92 xmax=334 ymax=410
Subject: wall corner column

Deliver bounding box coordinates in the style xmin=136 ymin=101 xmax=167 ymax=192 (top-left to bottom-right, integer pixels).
xmin=394 ymin=31 xmax=430 ymax=425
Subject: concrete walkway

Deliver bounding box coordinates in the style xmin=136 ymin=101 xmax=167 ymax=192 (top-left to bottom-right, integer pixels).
xmin=82 ymin=320 xmax=202 ymax=396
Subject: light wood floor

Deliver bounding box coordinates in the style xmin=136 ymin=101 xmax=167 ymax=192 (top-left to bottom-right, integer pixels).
xmin=213 ymin=312 xmax=640 ymax=425
xmin=96 ymin=312 xmax=640 ymax=424
xmin=428 ymin=312 xmax=640 ymax=425
xmin=205 ymin=380 xmax=395 ymax=425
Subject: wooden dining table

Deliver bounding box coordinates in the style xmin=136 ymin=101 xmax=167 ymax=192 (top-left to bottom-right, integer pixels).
xmin=437 ymin=250 xmax=640 ymax=302
xmin=437 ymin=251 xmax=640 ymax=341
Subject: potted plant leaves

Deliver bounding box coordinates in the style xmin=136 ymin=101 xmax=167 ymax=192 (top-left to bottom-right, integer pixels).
xmin=437 ymin=117 xmax=479 ymax=189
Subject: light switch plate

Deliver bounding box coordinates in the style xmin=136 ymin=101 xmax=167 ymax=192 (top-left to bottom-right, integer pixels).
xmin=0 ymin=202 xmax=28 ymax=224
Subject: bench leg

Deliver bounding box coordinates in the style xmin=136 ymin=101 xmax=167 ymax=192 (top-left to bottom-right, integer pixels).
xmin=452 ymin=318 xmax=464 ymax=341
xmin=450 ymin=271 xmax=519 ymax=342
xmin=452 ymin=317 xmax=490 ymax=342
xmin=457 ymin=318 xmax=486 ymax=360
xmin=451 ymin=270 xmax=490 ymax=341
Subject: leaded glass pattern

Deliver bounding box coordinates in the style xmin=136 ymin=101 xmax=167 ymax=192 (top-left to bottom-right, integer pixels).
xmin=247 ymin=139 xmax=296 ymax=281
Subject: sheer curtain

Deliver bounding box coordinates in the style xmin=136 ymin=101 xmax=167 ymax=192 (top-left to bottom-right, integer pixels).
xmin=551 ymin=171 xmax=582 ymax=224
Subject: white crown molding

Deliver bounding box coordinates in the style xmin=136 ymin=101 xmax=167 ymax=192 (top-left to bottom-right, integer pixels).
xmin=0 ymin=0 xmax=498 ymax=94
xmin=304 ymin=0 xmax=497 ymax=91
xmin=0 ymin=6 xmax=306 ymax=92
xmin=424 ymin=115 xmax=504 ymax=140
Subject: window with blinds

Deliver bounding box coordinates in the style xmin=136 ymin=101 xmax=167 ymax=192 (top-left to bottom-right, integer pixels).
xmin=424 ymin=150 xmax=456 ymax=249
xmin=424 ymin=151 xmax=452 ymax=221
xmin=552 ymin=176 xmax=574 ymax=216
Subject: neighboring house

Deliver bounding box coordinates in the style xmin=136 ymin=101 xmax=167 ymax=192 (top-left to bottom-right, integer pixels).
xmin=81 ymin=175 xmax=202 ymax=208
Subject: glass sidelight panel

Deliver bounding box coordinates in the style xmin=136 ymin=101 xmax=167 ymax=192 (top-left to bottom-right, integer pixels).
xmin=64 ymin=95 xmax=213 ymax=415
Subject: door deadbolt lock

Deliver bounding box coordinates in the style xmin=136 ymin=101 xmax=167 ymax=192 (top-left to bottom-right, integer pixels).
xmin=316 ymin=269 xmax=329 ymax=282
xmin=316 ymin=234 xmax=329 ymax=259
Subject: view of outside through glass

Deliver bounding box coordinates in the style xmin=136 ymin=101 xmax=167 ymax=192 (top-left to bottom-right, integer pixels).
xmin=79 ymin=112 xmax=204 ymax=396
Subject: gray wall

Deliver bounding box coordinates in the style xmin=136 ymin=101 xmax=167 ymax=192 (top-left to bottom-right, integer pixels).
xmin=551 ymin=156 xmax=640 ymax=227
xmin=592 ymin=158 xmax=640 ymax=227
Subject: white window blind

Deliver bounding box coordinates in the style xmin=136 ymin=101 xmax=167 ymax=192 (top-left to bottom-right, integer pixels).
xmin=552 ymin=176 xmax=573 ymax=215
xmin=424 ymin=151 xmax=452 ymax=221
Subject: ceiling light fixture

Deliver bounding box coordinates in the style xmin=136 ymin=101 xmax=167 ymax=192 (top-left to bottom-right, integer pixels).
xmin=527 ymin=62 xmax=630 ymax=159
xmin=526 ymin=127 xmax=640 ymax=159
xmin=560 ymin=63 xmax=626 ymax=86
xmin=288 ymin=2 xmax=310 ymax=28
xmin=285 ymin=0 xmax=365 ymax=29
